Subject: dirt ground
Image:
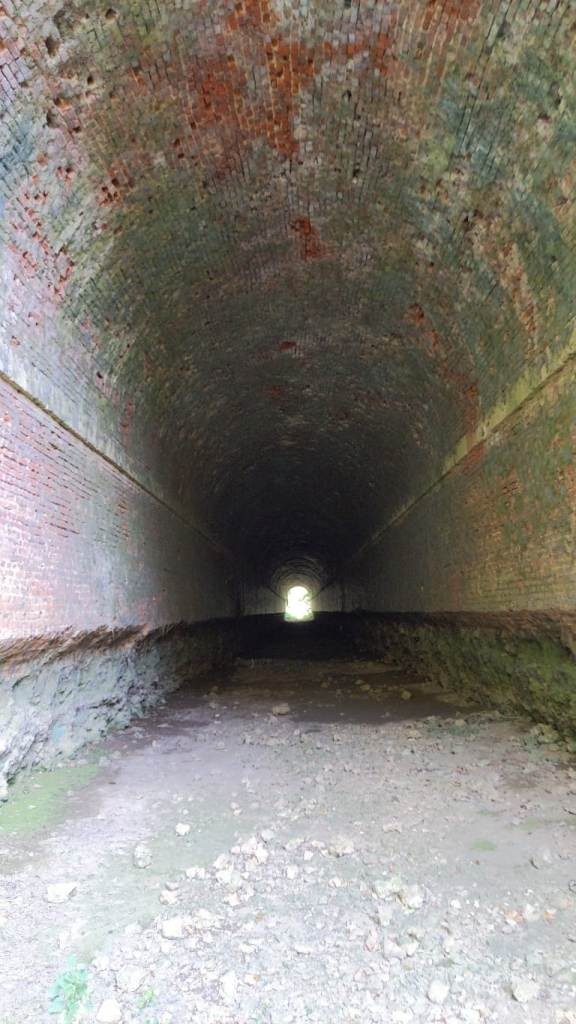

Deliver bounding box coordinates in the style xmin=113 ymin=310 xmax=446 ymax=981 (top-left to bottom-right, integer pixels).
xmin=1 ymin=653 xmax=576 ymax=1024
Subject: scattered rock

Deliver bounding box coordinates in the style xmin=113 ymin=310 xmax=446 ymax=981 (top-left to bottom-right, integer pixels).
xmin=116 ymin=965 xmax=145 ymax=993
xmin=96 ymin=999 xmax=123 ymax=1023
xmin=530 ymin=723 xmax=560 ymax=745
xmin=373 ymin=875 xmax=403 ymax=900
xmin=160 ymin=888 xmax=179 ymax=905
xmin=531 ymin=848 xmax=553 ymax=869
xmin=383 ymin=938 xmax=407 ymax=960
xmin=511 ymin=978 xmax=540 ymax=1003
xmin=2 ymin=654 xmax=571 ymax=1024
xmin=400 ymin=689 xmax=413 ymax=701
xmin=427 ymin=979 xmax=450 ymax=1004
xmin=0 ymin=775 xmax=8 ymax=802
xmin=185 ymin=866 xmax=206 ymax=880
xmin=220 ymin=970 xmax=238 ymax=1002
xmin=160 ymin=916 xmax=187 ymax=939
xmin=132 ymin=843 xmax=152 ymax=868
xmin=328 ymin=835 xmax=355 ymax=857
xmin=240 ymin=836 xmax=269 ymax=863
xmin=398 ymin=883 xmax=425 ymax=910
xmin=45 ymin=882 xmax=77 ymax=904
xmin=271 ymin=703 xmax=291 ymax=716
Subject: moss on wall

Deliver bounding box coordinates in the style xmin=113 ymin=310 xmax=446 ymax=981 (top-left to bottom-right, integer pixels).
xmin=354 ymin=613 xmax=576 ymax=738
xmin=0 ymin=621 xmax=238 ymax=785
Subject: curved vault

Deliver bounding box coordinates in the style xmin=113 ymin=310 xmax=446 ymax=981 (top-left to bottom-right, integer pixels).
xmin=1 ymin=0 xmax=575 ymax=597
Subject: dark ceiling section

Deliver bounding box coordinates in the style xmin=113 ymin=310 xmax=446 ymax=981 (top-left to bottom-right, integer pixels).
xmin=3 ymin=0 xmax=575 ymax=586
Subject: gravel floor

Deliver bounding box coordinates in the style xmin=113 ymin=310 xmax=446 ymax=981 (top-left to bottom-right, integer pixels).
xmin=1 ymin=655 xmax=576 ymax=1024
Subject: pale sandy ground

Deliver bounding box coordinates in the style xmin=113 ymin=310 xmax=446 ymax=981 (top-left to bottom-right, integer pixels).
xmin=1 ymin=656 xmax=576 ymax=1024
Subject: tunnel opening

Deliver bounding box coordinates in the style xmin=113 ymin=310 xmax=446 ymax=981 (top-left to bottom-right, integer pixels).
xmin=0 ymin=2 xmax=576 ymax=1016
xmin=284 ymin=585 xmax=314 ymax=622
xmin=0 ymin=0 xmax=575 ymax=776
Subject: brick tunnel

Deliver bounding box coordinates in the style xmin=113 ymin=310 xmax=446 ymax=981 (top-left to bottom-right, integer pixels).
xmin=1 ymin=2 xmax=576 ymax=1022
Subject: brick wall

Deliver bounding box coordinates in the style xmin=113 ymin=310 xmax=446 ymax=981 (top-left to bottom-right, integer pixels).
xmin=343 ymin=343 xmax=576 ymax=614
xmin=0 ymin=376 xmax=237 ymax=643
xmin=0 ymin=0 xmax=574 ymax=637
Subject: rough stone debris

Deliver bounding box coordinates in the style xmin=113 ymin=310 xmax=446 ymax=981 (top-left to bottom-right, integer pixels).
xmin=1 ymin=658 xmax=576 ymax=1023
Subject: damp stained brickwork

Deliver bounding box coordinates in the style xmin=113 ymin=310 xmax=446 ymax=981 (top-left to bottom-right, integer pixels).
xmin=0 ymin=0 xmax=575 ymax=752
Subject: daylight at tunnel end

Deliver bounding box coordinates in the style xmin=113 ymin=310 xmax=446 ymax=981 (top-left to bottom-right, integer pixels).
xmin=0 ymin=0 xmax=574 ymax=760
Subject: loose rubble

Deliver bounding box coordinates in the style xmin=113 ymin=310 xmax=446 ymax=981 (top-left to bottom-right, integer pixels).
xmin=132 ymin=842 xmax=152 ymax=868
xmin=44 ymin=882 xmax=77 ymax=904
xmin=0 ymin=657 xmax=575 ymax=1023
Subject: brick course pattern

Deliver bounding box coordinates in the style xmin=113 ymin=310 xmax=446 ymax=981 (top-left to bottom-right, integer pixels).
xmin=0 ymin=0 xmax=574 ymax=630
xmin=0 ymin=378 xmax=237 ymax=641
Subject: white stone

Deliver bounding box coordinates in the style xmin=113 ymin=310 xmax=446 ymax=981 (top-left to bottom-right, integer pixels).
xmin=329 ymin=836 xmax=355 ymax=857
xmin=116 ymin=965 xmax=145 ymax=993
xmin=133 ymin=843 xmax=152 ymax=868
xmin=175 ymin=823 xmax=191 ymax=836
xmin=0 ymin=775 xmax=8 ymax=802
xmin=160 ymin=916 xmax=186 ymax=939
xmin=253 ymin=843 xmax=269 ymax=864
xmin=427 ymin=980 xmax=450 ymax=1005
xmin=399 ymin=884 xmax=425 ymax=910
xmin=272 ymin=702 xmax=291 ymax=715
xmin=530 ymin=848 xmax=553 ymax=869
xmin=373 ymin=875 xmax=403 ymax=900
xmin=511 ymin=978 xmax=540 ymax=1003
xmin=160 ymin=889 xmax=178 ymax=905
xmin=220 ymin=970 xmax=238 ymax=1002
xmin=216 ymin=867 xmax=242 ymax=889
xmin=383 ymin=938 xmax=407 ymax=960
xmin=45 ymin=882 xmax=77 ymax=904
xmin=97 ymin=999 xmax=123 ymax=1023
xmin=185 ymin=866 xmax=206 ymax=880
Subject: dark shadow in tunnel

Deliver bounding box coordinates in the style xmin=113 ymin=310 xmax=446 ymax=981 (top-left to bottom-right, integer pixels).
xmin=239 ymin=613 xmax=359 ymax=661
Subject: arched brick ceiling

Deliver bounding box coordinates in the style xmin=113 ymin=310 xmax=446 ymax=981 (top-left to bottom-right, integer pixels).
xmin=1 ymin=0 xmax=575 ymax=583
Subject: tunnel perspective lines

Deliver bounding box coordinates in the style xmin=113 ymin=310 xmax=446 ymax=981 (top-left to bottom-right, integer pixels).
xmin=0 ymin=0 xmax=574 ymax=633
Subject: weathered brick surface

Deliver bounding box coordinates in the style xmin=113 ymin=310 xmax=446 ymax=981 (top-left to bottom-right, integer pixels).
xmin=344 ymin=353 xmax=576 ymax=612
xmin=0 ymin=378 xmax=237 ymax=641
xmin=0 ymin=0 xmax=574 ymax=629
